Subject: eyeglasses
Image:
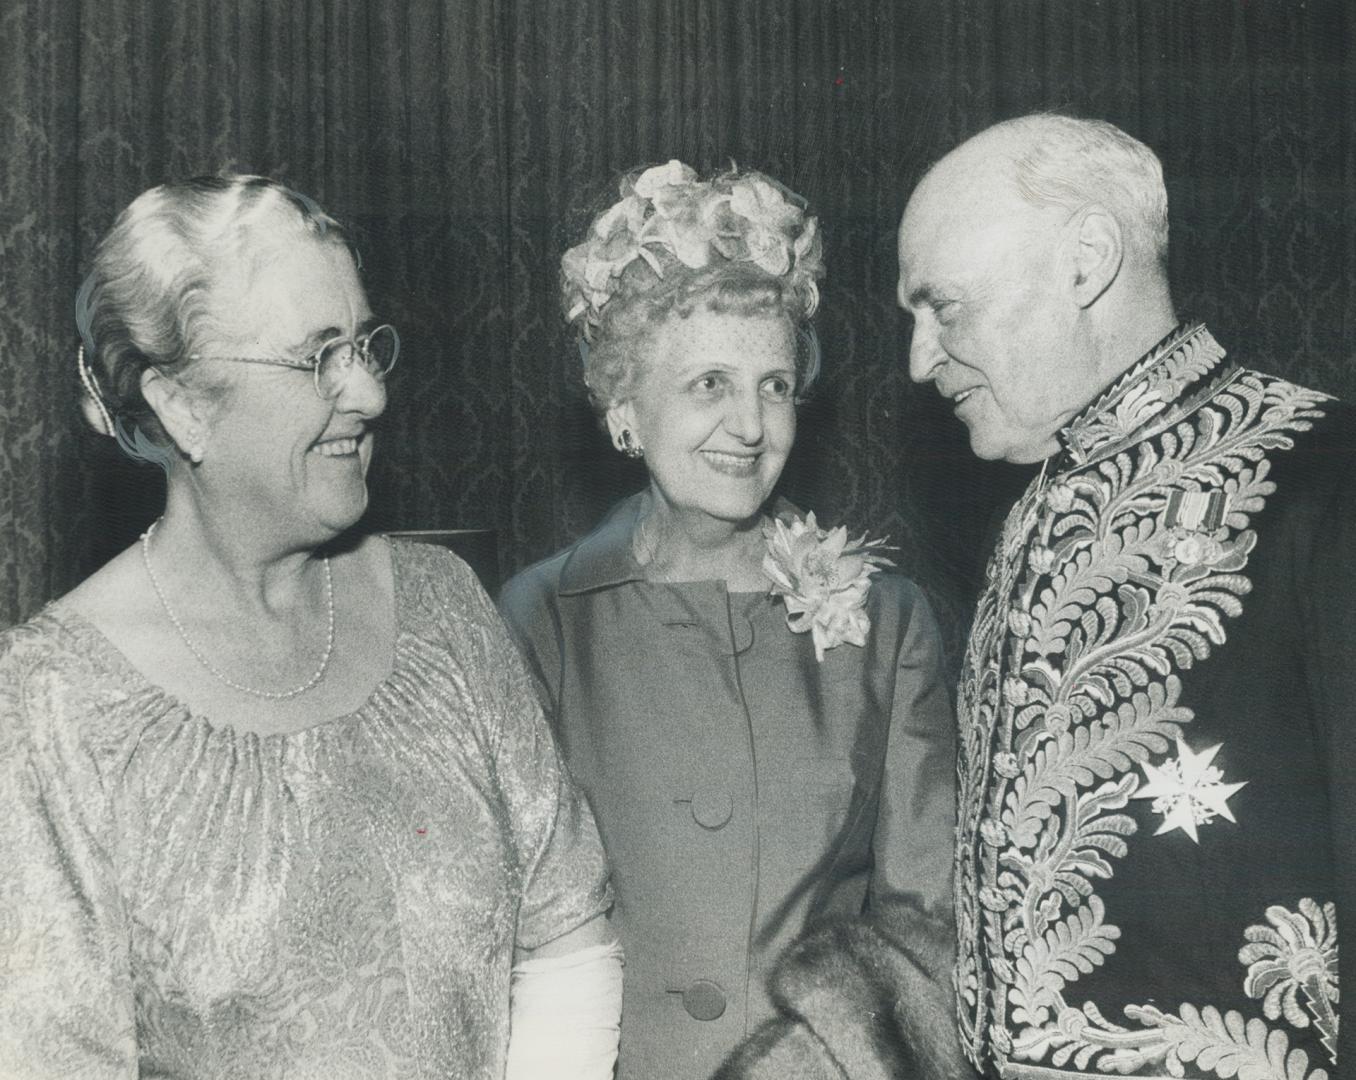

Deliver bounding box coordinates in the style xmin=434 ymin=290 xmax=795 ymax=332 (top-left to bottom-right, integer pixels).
xmin=189 ymin=324 xmax=400 ymax=399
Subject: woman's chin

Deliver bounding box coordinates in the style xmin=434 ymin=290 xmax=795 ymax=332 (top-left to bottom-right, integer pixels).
xmin=684 ymin=491 xmax=773 ymax=526
xmin=309 ymin=486 xmax=370 ymax=540
xmin=649 ymin=469 xmax=779 ymax=528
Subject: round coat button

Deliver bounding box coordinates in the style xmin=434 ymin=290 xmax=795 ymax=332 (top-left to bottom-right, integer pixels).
xmin=682 ymin=980 xmax=727 ymax=1021
xmin=690 ymin=788 xmax=734 ymax=830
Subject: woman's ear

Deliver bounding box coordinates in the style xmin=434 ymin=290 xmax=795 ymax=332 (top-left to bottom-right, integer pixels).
xmin=140 ymin=367 xmax=208 ymax=464
xmin=604 ymin=400 xmax=639 ymax=454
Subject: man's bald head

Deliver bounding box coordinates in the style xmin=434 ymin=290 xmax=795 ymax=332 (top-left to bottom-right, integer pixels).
xmin=897 ymin=115 xmax=1179 ymax=464
xmin=911 ymin=114 xmax=1169 ymax=270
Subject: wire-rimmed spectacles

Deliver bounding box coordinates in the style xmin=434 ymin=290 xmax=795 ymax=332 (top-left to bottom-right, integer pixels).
xmin=189 ymin=324 xmax=399 ymax=400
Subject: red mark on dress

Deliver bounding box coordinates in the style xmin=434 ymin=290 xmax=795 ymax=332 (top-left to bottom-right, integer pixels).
xmin=415 ymin=827 xmax=428 ymax=836
xmin=834 ymin=75 xmax=845 ymax=87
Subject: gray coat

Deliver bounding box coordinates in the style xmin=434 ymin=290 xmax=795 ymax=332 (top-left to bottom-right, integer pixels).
xmin=499 ymin=494 xmax=956 ymax=1079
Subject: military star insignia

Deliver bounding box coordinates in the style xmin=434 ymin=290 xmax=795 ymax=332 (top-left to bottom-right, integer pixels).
xmin=1133 ymin=738 xmax=1248 ymax=843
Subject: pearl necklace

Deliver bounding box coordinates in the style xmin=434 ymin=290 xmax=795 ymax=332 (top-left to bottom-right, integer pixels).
xmin=140 ymin=520 xmax=335 ymax=700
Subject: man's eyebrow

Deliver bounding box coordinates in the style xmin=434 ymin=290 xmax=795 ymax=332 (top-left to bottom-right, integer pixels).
xmin=905 ymin=284 xmax=938 ymax=309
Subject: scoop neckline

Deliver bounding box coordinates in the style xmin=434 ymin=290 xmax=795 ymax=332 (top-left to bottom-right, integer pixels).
xmin=41 ymin=537 xmax=406 ymax=743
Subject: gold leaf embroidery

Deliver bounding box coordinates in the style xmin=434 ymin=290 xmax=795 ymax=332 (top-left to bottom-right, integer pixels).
xmin=954 ymin=345 xmax=1336 ymax=1076
xmin=1241 ymin=901 xmax=1339 ymax=1064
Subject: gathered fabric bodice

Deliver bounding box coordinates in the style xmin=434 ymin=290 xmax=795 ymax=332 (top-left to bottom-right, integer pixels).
xmin=0 ymin=539 xmax=611 ymax=1080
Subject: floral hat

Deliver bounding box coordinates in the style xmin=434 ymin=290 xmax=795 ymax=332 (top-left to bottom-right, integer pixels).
xmin=561 ymin=160 xmax=824 ymax=340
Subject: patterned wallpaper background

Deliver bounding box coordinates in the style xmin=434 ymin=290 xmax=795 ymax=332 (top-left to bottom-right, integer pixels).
xmin=2 ymin=0 xmax=1352 ymax=669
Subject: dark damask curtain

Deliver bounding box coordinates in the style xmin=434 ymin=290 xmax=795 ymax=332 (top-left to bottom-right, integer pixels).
xmin=3 ymin=0 xmax=1354 ymax=667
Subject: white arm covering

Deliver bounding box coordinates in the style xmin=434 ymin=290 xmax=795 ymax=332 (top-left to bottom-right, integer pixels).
xmin=505 ymin=939 xmax=624 ymax=1080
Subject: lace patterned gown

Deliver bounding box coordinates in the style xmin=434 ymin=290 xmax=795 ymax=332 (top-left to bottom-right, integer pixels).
xmin=0 ymin=540 xmax=611 ymax=1080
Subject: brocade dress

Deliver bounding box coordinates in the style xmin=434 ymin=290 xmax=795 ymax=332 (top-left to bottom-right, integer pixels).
xmin=0 ymin=540 xmax=612 ymax=1080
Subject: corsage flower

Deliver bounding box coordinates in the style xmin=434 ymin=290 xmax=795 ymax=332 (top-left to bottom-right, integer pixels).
xmin=761 ymin=512 xmax=894 ymax=662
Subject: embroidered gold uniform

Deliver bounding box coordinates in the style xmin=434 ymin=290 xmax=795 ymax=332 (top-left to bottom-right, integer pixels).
xmin=955 ymin=323 xmax=1355 ymax=1080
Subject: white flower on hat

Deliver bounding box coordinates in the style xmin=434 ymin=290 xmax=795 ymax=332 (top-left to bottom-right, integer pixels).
xmin=561 ymin=160 xmax=823 ymax=337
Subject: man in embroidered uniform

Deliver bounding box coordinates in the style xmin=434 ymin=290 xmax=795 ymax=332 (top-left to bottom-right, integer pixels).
xmin=898 ymin=114 xmax=1355 ymax=1080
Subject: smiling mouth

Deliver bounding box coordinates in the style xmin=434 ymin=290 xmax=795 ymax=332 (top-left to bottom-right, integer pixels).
xmin=311 ymin=434 xmax=363 ymax=458
xmin=701 ymin=449 xmax=761 ymax=477
xmin=950 ymin=388 xmax=979 ymax=406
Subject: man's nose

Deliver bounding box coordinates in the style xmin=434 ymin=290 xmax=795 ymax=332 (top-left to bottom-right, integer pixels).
xmin=908 ymin=322 xmax=945 ymax=383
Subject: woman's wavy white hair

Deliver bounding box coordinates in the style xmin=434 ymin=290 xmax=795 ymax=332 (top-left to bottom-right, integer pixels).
xmin=560 ymin=161 xmax=825 ymax=412
xmin=75 ymin=175 xmax=350 ymax=470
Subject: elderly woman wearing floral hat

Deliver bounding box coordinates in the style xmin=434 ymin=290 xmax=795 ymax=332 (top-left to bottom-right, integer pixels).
xmin=499 ymin=162 xmax=961 ymax=1079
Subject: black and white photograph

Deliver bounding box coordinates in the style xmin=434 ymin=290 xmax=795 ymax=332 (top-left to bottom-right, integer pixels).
xmin=1 ymin=1 xmax=1353 ymax=1077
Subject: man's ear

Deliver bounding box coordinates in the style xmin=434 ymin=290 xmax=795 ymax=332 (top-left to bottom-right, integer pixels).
xmin=1070 ymin=207 xmax=1124 ymax=309
xmin=604 ymin=399 xmax=639 ymax=453
xmin=140 ymin=367 xmax=208 ymax=464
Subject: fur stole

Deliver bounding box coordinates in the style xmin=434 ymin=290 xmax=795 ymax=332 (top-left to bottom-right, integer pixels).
xmin=713 ymin=901 xmax=977 ymax=1080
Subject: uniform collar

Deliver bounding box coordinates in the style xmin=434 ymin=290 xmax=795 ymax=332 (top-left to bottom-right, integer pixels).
xmin=557 ymin=490 xmax=800 ymax=596
xmin=1057 ymin=322 xmax=1231 ymax=468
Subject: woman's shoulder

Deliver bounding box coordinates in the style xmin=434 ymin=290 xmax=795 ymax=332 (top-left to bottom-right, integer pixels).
xmin=500 ymin=496 xmax=644 ymax=617
xmin=864 ymin=569 xmax=941 ymax=646
xmin=868 ymin=568 xmax=929 ymax=610
xmin=0 ymin=597 xmax=116 ymax=685
xmin=0 ymin=606 xmax=124 ymax=764
xmin=0 ymin=611 xmax=127 ymax=853
xmin=499 ymin=546 xmax=574 ymax=614
xmin=385 ymin=535 xmax=532 ymax=663
xmin=497 ymin=547 xmax=586 ymax=662
xmin=0 ymin=607 xmax=73 ymax=679
xmin=387 ymin=535 xmax=487 ymax=608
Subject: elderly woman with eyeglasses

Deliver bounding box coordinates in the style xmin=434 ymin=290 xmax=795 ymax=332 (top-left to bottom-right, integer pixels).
xmin=499 ymin=163 xmax=962 ymax=1080
xmin=0 ymin=176 xmax=620 ymax=1079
